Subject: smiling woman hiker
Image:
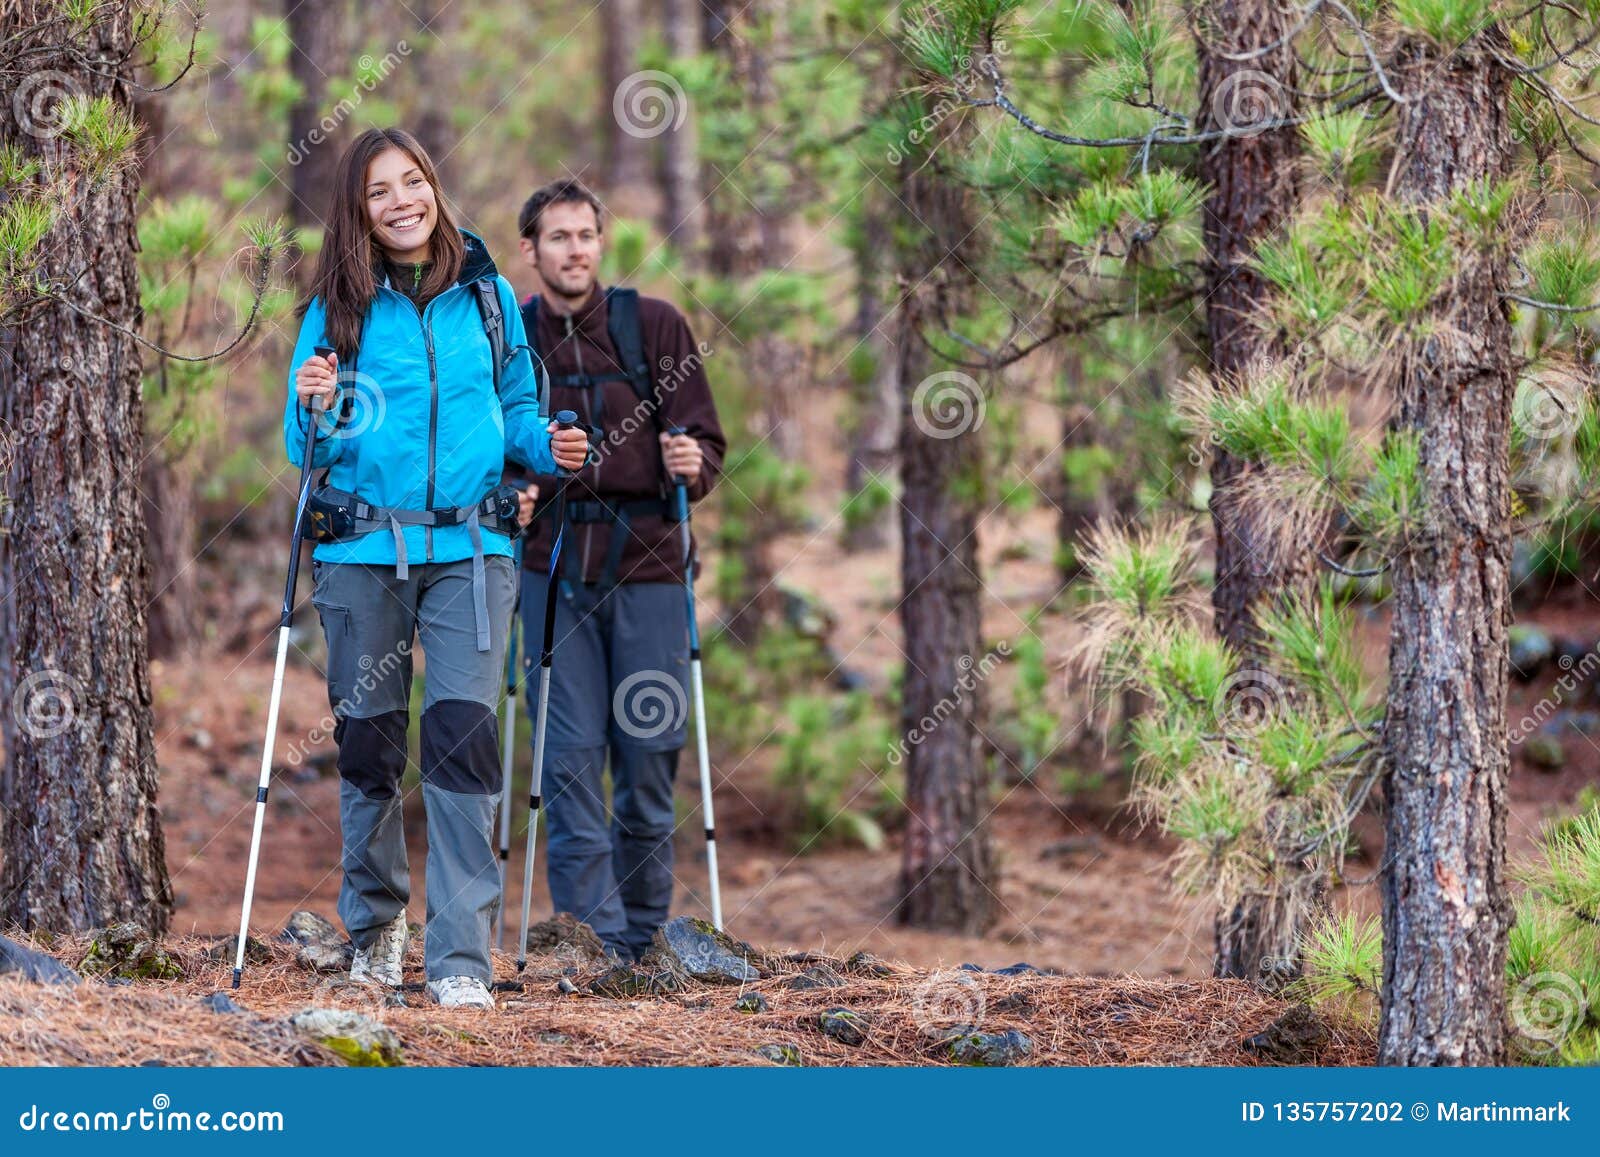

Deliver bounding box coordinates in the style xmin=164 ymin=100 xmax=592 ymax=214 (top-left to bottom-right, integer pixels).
xmin=285 ymin=127 xmax=589 ymax=1009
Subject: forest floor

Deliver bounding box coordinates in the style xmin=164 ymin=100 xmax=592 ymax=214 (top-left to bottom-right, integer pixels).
xmin=0 ymin=927 xmax=1374 ymax=1067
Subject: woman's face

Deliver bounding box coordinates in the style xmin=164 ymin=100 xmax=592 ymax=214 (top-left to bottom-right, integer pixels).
xmin=364 ymin=146 xmax=437 ymax=263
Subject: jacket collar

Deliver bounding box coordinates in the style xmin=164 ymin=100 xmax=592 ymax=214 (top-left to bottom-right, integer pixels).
xmin=375 ymin=228 xmax=498 ymax=291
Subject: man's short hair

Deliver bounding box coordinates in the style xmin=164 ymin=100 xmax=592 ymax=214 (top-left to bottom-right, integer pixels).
xmin=518 ymin=179 xmax=605 ymax=242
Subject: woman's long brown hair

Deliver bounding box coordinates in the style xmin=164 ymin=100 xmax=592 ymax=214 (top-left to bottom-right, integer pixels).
xmin=297 ymin=127 xmax=465 ymax=360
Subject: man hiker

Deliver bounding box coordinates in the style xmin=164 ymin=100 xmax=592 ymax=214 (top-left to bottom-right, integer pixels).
xmin=506 ymin=178 xmax=727 ymax=961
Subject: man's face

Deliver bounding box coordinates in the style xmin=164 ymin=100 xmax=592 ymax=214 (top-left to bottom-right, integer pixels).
xmin=520 ymin=200 xmax=602 ymax=302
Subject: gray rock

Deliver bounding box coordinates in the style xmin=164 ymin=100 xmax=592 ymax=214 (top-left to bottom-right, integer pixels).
xmin=755 ymin=1042 xmax=803 ymax=1066
xmin=206 ymin=933 xmax=271 ymax=966
xmin=587 ymin=964 xmax=679 ymax=998
xmin=0 ymin=935 xmax=80 ymax=986
xmin=280 ymin=910 xmax=352 ymax=972
xmin=524 ymin=913 xmax=612 ymax=968
xmin=816 ymin=1007 xmax=870 ymax=1046
xmin=1241 ymin=1003 xmax=1329 ymax=1064
xmin=734 ymin=992 xmax=769 ymax=1014
xmin=78 ymin=923 xmax=184 ymax=980
xmin=1510 ymin=624 xmax=1554 ymax=681
xmin=785 ymin=963 xmax=846 ymax=990
xmin=992 ymin=962 xmax=1043 ymax=976
xmin=843 ymin=951 xmax=894 ymax=978
xmin=201 ymin=991 xmax=244 ymax=1014
xmin=538 ymin=1031 xmax=570 ymax=1045
xmin=646 ymin=916 xmax=759 ymax=984
xmin=940 ymin=1028 xmax=1033 ymax=1066
xmin=289 ymin=1007 xmax=404 ymax=1066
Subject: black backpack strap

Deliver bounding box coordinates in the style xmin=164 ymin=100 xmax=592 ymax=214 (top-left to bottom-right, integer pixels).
xmin=604 ymin=287 xmax=655 ymax=411
xmin=472 ymin=278 xmax=508 ymax=396
xmin=520 ymin=294 xmax=548 ymax=410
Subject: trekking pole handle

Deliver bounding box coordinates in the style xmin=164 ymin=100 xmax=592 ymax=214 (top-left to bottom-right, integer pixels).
xmin=553 ymin=408 xmax=582 ymax=476
xmin=665 ymin=423 xmax=691 ymax=488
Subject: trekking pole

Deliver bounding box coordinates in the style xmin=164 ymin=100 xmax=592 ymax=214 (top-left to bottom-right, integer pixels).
xmin=495 ymin=534 xmax=525 ymax=951
xmin=665 ymin=424 xmax=722 ymax=930
xmin=232 ymin=345 xmax=335 ymax=989
xmin=515 ymin=410 xmax=581 ymax=971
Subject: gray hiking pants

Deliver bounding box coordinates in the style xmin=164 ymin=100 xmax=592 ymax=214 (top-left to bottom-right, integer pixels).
xmin=312 ymin=555 xmax=517 ymax=983
xmin=521 ymin=572 xmax=687 ymax=961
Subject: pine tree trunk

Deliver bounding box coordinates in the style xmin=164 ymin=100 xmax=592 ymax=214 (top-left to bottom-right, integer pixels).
xmin=1379 ymin=33 xmax=1516 ymax=1066
xmin=658 ymin=0 xmax=703 ymax=259
xmin=1194 ymin=0 xmax=1316 ymax=980
xmin=411 ymin=0 xmax=453 ymax=189
xmin=1196 ymin=0 xmax=1309 ymax=653
xmin=892 ymin=77 xmax=994 ymax=935
xmin=602 ymin=0 xmax=654 ymax=216
xmin=844 ymin=188 xmax=899 ymax=552
xmin=285 ymin=0 xmax=342 ymax=277
xmin=0 ymin=2 xmax=172 ymax=933
xmin=705 ymin=0 xmax=798 ymax=644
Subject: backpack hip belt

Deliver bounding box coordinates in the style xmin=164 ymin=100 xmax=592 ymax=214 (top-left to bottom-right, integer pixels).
xmin=307 ymin=482 xmax=524 ymax=652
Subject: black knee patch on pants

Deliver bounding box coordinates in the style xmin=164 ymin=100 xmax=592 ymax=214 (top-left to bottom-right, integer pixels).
xmin=334 ymin=710 xmax=410 ymax=800
xmin=421 ymin=699 xmax=499 ymax=795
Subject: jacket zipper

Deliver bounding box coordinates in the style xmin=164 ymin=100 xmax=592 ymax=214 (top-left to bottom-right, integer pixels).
xmin=384 ymin=282 xmax=444 ymax=564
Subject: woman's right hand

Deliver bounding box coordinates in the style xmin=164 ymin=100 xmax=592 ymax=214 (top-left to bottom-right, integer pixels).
xmin=295 ymin=351 xmax=339 ymax=410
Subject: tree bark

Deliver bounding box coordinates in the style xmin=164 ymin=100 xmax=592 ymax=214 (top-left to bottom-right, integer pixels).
xmin=658 ymin=0 xmax=703 ymax=259
xmin=601 ymin=0 xmax=654 ymax=215
xmin=285 ymin=0 xmax=342 ymax=276
xmin=843 ymin=186 xmax=899 ymax=552
xmin=892 ymin=70 xmax=994 ymax=935
xmin=0 ymin=2 xmax=172 ymax=933
xmin=1379 ymin=33 xmax=1516 ymax=1066
xmin=1193 ymin=0 xmax=1315 ymax=979
xmin=704 ymin=0 xmax=799 ymax=644
xmin=411 ymin=0 xmax=453 ymax=190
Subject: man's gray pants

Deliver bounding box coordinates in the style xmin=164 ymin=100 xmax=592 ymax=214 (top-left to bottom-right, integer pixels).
xmin=521 ymin=572 xmax=687 ymax=961
xmin=312 ymin=555 xmax=516 ymax=984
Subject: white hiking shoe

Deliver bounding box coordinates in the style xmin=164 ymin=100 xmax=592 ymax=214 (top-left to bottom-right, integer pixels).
xmin=427 ymin=975 xmax=495 ymax=1009
xmin=349 ymin=912 xmax=408 ymax=987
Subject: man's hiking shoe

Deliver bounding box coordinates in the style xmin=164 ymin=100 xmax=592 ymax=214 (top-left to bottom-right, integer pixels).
xmin=427 ymin=975 xmax=495 ymax=1009
xmin=349 ymin=913 xmax=407 ymax=987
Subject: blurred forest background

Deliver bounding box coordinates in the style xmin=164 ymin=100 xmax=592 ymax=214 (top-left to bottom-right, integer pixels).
xmin=6 ymin=0 xmax=1600 ymax=1065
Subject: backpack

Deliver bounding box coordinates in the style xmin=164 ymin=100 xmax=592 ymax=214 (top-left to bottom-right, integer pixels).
xmin=519 ymin=287 xmax=656 ymax=416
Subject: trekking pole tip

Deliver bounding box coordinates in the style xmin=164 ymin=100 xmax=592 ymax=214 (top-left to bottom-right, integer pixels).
xmin=231 ymin=967 xmax=242 ymax=990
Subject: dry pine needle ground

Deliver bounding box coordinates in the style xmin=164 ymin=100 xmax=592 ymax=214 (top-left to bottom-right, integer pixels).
xmin=0 ymin=931 xmax=1375 ymax=1067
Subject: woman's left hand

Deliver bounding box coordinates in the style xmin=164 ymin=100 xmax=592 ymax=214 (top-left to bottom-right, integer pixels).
xmin=550 ymin=423 xmax=590 ymax=472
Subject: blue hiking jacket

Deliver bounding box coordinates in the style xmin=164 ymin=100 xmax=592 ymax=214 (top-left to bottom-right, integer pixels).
xmin=283 ymin=230 xmax=555 ymax=567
